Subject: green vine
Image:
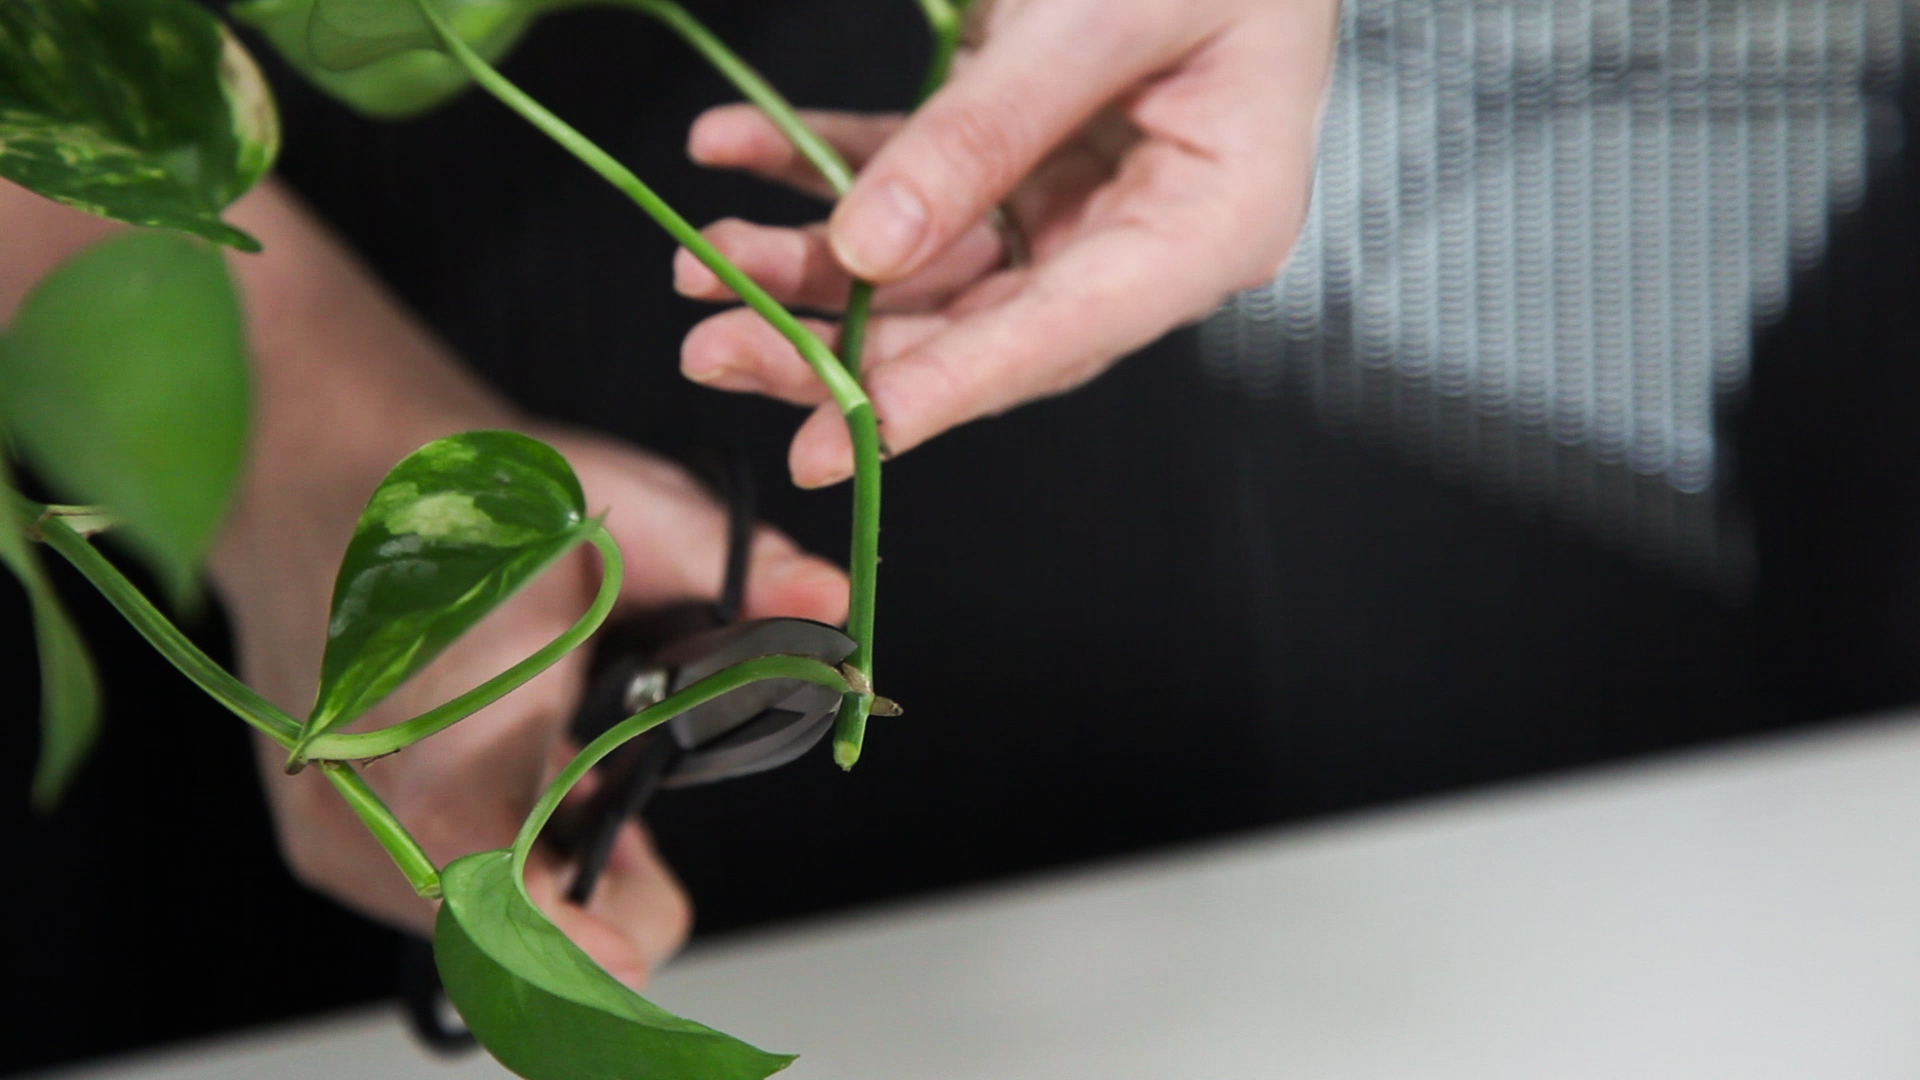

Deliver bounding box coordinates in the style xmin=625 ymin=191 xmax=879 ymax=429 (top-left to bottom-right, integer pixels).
xmin=1 ymin=0 xmax=984 ymax=1073
xmin=412 ymin=0 xmax=894 ymax=765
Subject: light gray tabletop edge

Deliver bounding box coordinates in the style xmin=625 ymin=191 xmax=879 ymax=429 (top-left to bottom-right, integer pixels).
xmin=36 ymin=709 xmax=1920 ymax=1080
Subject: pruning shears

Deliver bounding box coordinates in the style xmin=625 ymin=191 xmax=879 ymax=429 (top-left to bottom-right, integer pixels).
xmin=401 ymin=453 xmax=852 ymax=1052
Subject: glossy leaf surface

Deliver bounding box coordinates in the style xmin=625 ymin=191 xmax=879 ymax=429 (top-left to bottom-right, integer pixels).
xmin=0 ymin=0 xmax=278 ymax=249
xmin=306 ymin=431 xmax=590 ymax=740
xmin=436 ymin=849 xmax=795 ymax=1080
xmin=0 ymin=233 xmax=249 ymax=609
xmin=0 ymin=463 xmax=104 ymax=811
xmin=233 ymin=0 xmax=543 ymax=119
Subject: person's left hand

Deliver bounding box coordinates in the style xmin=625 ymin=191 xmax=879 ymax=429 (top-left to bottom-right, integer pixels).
xmin=673 ymin=0 xmax=1340 ymax=487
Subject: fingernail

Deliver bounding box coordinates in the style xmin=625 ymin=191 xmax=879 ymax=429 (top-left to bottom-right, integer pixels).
xmin=795 ymin=459 xmax=853 ymax=490
xmin=687 ymin=118 xmax=720 ymax=164
xmin=685 ymin=359 xmax=760 ymax=391
xmin=834 ymin=179 xmax=927 ymax=279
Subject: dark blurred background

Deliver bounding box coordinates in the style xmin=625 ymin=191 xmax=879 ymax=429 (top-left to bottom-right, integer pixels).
xmin=7 ymin=0 xmax=1920 ymax=1073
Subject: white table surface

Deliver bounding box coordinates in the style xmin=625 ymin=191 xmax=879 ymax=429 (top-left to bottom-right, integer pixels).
xmin=40 ymin=713 xmax=1920 ymax=1080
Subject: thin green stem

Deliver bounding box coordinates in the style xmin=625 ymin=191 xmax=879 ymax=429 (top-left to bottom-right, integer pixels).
xmin=298 ymin=527 xmax=623 ymax=763
xmin=830 ymin=406 xmax=883 ymax=768
xmin=32 ymin=501 xmax=443 ymax=899
xmin=321 ymin=762 xmax=442 ymax=899
xmin=511 ymin=654 xmax=851 ymax=872
xmin=829 ymin=0 xmax=978 ymax=766
xmin=637 ymin=0 xmax=883 ymax=749
xmin=423 ymin=0 xmax=894 ymax=762
xmin=918 ymin=26 xmax=961 ymax=102
xmin=416 ymin=0 xmax=867 ymax=417
xmin=914 ymin=0 xmax=959 ymax=34
xmin=35 ymin=513 xmax=301 ymax=747
xmin=618 ymin=0 xmax=854 ymax=196
xmin=836 ymin=283 xmax=877 ymax=763
xmin=914 ymin=0 xmax=968 ymax=102
xmin=840 ymin=281 xmax=875 ymax=379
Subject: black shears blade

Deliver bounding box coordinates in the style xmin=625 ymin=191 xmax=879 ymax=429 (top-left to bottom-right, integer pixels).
xmin=569 ymin=616 xmax=856 ymax=787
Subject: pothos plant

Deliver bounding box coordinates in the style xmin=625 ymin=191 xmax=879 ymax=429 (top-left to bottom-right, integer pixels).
xmin=0 ymin=0 xmax=971 ymax=1076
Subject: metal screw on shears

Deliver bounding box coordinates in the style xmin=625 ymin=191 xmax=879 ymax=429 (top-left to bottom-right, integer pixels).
xmin=624 ymin=667 xmax=670 ymax=713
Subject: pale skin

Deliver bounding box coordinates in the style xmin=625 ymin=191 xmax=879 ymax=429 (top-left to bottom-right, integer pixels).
xmin=2 ymin=0 xmax=1335 ymax=991
xmin=0 ymin=179 xmax=850 ymax=990
xmin=678 ymin=0 xmax=1338 ymax=488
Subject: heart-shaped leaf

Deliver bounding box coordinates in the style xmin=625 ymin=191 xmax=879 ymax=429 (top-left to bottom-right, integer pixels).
xmin=233 ymin=0 xmax=538 ymax=119
xmin=305 ymin=431 xmax=591 ymax=741
xmin=0 ymin=232 xmax=250 ymax=610
xmin=0 ymin=463 xmax=104 ymax=812
xmin=436 ymin=849 xmax=795 ymax=1080
xmin=0 ymin=0 xmax=279 ymax=250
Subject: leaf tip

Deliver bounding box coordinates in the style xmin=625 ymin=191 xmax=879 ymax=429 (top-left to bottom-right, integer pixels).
xmin=215 ymin=224 xmax=265 ymax=254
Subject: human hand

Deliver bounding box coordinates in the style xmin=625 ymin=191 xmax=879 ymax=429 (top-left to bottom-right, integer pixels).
xmin=192 ymin=182 xmax=847 ymax=989
xmin=675 ymin=0 xmax=1339 ymax=487
xmin=218 ymin=424 xmax=848 ymax=988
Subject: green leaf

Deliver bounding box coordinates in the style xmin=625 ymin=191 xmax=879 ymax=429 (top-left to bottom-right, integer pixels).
xmin=0 ymin=232 xmax=250 ymax=610
xmin=304 ymin=431 xmax=591 ymax=741
xmin=231 ymin=0 xmax=541 ymax=119
xmin=0 ymin=461 xmax=104 ymax=812
xmin=436 ymin=849 xmax=795 ymax=1080
xmin=0 ymin=0 xmax=279 ymax=250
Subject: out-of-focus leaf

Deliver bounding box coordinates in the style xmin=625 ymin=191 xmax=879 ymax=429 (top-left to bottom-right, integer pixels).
xmin=0 ymin=0 xmax=279 ymax=250
xmin=304 ymin=431 xmax=590 ymax=742
xmin=0 ymin=233 xmax=249 ymax=610
xmin=436 ymin=849 xmax=795 ymax=1080
xmin=232 ymin=0 xmax=537 ymax=119
xmin=0 ymin=455 xmax=104 ymax=811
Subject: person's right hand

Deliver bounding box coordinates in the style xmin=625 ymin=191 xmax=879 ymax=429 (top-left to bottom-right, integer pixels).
xmin=219 ymin=424 xmax=847 ymax=988
xmin=197 ymin=184 xmax=849 ymax=989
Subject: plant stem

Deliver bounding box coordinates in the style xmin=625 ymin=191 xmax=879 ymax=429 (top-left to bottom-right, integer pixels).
xmin=32 ymin=506 xmax=445 ymax=899
xmin=321 ymin=762 xmax=442 ymax=898
xmin=840 ymin=282 xmax=875 ymax=377
xmin=619 ymin=0 xmax=854 ymax=195
xmin=297 ymin=526 xmax=623 ymax=763
xmin=914 ymin=0 xmax=968 ymax=101
xmin=827 ymin=270 xmax=881 ymax=765
xmin=914 ymin=0 xmax=959 ymax=34
xmin=636 ymin=0 xmax=886 ymax=766
xmin=830 ymin=0 xmax=977 ymax=765
xmin=510 ymin=654 xmax=851 ymax=872
xmin=416 ymin=1 xmax=866 ymax=417
xmin=35 ymin=513 xmax=302 ymax=747
xmin=422 ymin=0 xmax=892 ymax=762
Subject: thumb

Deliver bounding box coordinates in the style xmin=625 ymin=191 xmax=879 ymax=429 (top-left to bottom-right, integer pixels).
xmin=828 ymin=0 xmax=1199 ymax=281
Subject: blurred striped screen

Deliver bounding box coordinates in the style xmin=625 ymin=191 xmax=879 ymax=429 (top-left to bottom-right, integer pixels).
xmin=1202 ymin=0 xmax=1908 ymax=579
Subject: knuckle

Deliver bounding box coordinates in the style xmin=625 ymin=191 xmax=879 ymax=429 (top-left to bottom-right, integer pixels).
xmin=922 ymin=100 xmax=1029 ymax=193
